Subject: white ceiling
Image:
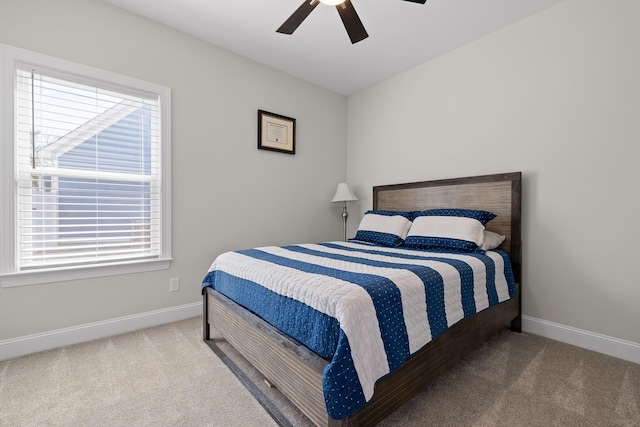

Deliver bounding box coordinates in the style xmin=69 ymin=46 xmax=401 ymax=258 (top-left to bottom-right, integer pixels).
xmin=103 ymin=0 xmax=563 ymax=95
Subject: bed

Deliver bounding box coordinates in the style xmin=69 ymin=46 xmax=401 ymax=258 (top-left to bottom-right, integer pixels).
xmin=202 ymin=171 xmax=522 ymax=427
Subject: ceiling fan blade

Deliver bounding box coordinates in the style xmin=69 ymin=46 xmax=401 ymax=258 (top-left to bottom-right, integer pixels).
xmin=336 ymin=0 xmax=368 ymax=44
xmin=403 ymin=0 xmax=427 ymax=3
xmin=277 ymin=0 xmax=320 ymax=35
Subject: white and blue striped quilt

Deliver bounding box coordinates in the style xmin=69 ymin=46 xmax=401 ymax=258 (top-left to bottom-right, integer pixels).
xmin=202 ymin=241 xmax=516 ymax=420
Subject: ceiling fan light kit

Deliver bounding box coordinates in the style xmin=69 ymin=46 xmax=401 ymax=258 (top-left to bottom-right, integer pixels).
xmin=277 ymin=0 xmax=427 ymax=44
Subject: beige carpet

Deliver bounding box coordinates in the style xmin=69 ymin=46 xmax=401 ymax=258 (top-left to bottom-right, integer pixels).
xmin=1 ymin=316 xmax=639 ymax=427
xmin=0 ymin=317 xmax=278 ymax=427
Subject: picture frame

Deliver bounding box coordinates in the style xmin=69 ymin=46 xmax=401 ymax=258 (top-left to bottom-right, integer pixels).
xmin=258 ymin=109 xmax=296 ymax=155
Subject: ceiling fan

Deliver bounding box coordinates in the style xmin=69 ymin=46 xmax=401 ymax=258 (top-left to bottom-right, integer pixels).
xmin=277 ymin=0 xmax=427 ymax=44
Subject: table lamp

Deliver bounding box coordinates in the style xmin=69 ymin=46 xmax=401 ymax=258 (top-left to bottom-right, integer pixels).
xmin=330 ymin=183 xmax=358 ymax=241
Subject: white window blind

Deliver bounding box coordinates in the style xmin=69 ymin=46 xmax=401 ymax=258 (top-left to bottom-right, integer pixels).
xmin=14 ymin=64 xmax=162 ymax=271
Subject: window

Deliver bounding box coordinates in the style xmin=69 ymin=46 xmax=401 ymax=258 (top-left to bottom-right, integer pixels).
xmin=0 ymin=44 xmax=171 ymax=287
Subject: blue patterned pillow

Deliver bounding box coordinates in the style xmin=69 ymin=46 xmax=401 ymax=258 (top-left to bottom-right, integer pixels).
xmin=364 ymin=210 xmax=420 ymax=220
xmin=352 ymin=211 xmax=414 ymax=247
xmin=417 ymin=208 xmax=496 ymax=225
xmin=404 ymin=209 xmax=497 ymax=251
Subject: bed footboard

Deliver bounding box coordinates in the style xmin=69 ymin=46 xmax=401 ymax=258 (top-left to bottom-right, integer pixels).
xmin=205 ymin=288 xmax=330 ymax=427
xmin=204 ymin=284 xmax=520 ymax=427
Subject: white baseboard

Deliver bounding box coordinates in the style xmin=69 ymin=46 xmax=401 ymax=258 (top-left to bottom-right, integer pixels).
xmin=522 ymin=315 xmax=640 ymax=364
xmin=0 ymin=301 xmax=202 ymax=362
xmin=3 ymin=307 xmax=638 ymax=365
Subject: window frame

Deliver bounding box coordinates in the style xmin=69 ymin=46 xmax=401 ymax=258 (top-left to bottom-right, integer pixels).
xmin=0 ymin=44 xmax=172 ymax=287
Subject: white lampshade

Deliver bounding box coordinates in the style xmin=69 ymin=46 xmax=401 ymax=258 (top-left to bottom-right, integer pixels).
xmin=319 ymin=0 xmax=345 ymax=5
xmin=330 ymin=183 xmax=358 ymax=203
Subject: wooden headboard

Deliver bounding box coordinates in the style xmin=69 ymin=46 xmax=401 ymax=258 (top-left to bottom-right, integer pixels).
xmin=373 ymin=172 xmax=522 ymax=283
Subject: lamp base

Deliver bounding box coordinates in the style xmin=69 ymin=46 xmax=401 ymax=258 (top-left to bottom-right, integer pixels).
xmin=341 ymin=202 xmax=348 ymax=241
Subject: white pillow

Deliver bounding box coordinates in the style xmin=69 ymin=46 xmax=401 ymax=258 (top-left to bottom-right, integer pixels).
xmin=353 ymin=213 xmax=413 ymax=246
xmin=358 ymin=213 xmax=412 ymax=237
xmin=480 ymin=230 xmax=506 ymax=250
xmin=406 ymin=215 xmax=485 ymax=246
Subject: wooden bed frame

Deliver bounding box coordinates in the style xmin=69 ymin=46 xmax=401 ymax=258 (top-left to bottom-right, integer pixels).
xmin=203 ymin=171 xmax=522 ymax=427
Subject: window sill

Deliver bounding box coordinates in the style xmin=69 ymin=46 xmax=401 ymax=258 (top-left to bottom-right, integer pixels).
xmin=0 ymin=258 xmax=172 ymax=288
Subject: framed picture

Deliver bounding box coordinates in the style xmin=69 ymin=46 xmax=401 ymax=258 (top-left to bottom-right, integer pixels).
xmin=258 ymin=110 xmax=296 ymax=155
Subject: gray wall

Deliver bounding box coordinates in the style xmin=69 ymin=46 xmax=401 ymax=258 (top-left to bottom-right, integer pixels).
xmin=347 ymin=0 xmax=640 ymax=343
xmin=0 ymin=0 xmax=348 ymax=339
